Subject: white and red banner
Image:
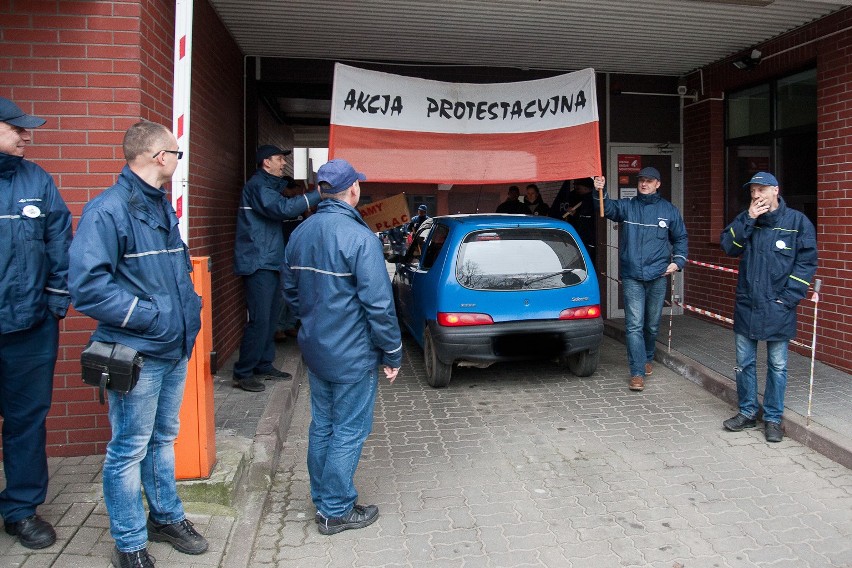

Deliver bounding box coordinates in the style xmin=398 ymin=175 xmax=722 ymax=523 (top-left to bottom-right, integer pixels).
xmin=329 ymin=64 xmax=601 ymax=185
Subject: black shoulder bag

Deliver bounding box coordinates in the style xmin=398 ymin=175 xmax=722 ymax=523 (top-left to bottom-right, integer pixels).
xmin=81 ymin=341 xmax=144 ymax=404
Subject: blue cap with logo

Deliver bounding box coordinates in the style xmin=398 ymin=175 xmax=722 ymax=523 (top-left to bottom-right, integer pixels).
xmin=638 ymin=166 xmax=661 ymax=181
xmin=418 ymin=204 xmax=427 ymax=211
xmin=743 ymin=171 xmax=778 ymax=189
xmin=0 ymin=97 xmax=46 ymax=128
xmin=317 ymin=159 xmax=367 ymax=194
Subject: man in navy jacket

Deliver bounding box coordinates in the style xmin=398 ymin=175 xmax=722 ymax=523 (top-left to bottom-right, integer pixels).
xmin=232 ymin=145 xmax=320 ymax=392
xmin=0 ymin=96 xmax=71 ymax=550
xmin=70 ymin=121 xmax=208 ymax=567
xmin=283 ymin=159 xmax=402 ymax=536
xmin=720 ymin=172 xmax=817 ymax=443
xmin=594 ymin=168 xmax=688 ymax=392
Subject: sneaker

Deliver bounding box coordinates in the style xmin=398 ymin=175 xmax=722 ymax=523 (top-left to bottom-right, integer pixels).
xmin=147 ymin=517 xmax=208 ymax=555
xmin=111 ymin=547 xmax=156 ymax=568
xmin=628 ymin=376 xmax=645 ymax=391
xmin=257 ymin=368 xmax=292 ymax=381
xmin=233 ymin=377 xmax=265 ymax=392
xmin=645 ymin=362 xmax=653 ymax=376
xmin=3 ymin=514 xmax=56 ymax=549
xmin=723 ymin=413 xmax=757 ymax=432
xmin=317 ymin=504 xmax=379 ymax=535
xmin=765 ymin=421 xmax=784 ymax=443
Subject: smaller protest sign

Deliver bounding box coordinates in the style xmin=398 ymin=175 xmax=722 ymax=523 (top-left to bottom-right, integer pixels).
xmin=358 ymin=193 xmax=411 ymax=232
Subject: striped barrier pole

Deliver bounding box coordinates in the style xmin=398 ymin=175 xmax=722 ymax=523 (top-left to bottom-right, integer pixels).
xmin=687 ymin=259 xmax=738 ymax=274
xmin=806 ymin=279 xmax=822 ymax=426
xmin=673 ymin=301 xmax=735 ymax=325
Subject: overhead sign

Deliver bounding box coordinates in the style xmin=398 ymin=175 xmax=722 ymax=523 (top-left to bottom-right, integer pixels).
xmin=329 ymin=64 xmax=601 ymax=184
xmin=358 ymin=193 xmax=411 ymax=232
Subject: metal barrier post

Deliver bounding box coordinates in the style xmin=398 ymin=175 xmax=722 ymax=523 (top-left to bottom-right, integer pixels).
xmin=806 ymin=279 xmax=822 ymax=426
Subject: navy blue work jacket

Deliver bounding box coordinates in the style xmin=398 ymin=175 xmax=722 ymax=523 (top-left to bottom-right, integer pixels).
xmin=595 ymin=190 xmax=688 ymax=280
xmin=234 ymin=169 xmax=320 ymax=276
xmin=721 ymin=197 xmax=817 ymax=341
xmin=69 ymin=166 xmax=201 ymax=359
xmin=282 ymin=199 xmax=403 ymax=383
xmin=0 ymin=153 xmax=71 ymax=333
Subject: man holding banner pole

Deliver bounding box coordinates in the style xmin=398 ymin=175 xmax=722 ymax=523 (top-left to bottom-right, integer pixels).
xmin=593 ymin=170 xmax=688 ymax=392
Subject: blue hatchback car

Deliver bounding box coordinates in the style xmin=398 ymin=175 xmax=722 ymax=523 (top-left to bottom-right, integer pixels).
xmin=391 ymin=214 xmax=603 ymax=387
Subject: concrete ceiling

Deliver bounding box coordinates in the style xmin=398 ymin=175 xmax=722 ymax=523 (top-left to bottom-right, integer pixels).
xmin=208 ymin=0 xmax=851 ymax=76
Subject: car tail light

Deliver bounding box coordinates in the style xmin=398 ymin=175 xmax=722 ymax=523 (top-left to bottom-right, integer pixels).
xmin=438 ymin=312 xmax=494 ymax=326
xmin=559 ymin=304 xmax=601 ymax=320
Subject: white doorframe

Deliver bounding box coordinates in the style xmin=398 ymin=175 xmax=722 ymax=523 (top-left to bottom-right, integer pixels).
xmin=605 ymin=144 xmax=685 ymax=319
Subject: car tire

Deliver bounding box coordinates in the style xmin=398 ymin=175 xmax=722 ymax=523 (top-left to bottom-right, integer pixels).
xmin=566 ymin=349 xmax=599 ymax=377
xmin=424 ymin=328 xmax=452 ymax=388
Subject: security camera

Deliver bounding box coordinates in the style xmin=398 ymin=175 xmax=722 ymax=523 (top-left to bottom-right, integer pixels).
xmin=677 ymin=85 xmax=688 ymax=96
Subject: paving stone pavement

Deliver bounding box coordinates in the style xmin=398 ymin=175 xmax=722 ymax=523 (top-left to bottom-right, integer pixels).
xmin=255 ymin=335 xmax=852 ymax=568
xmin=0 ymin=452 xmax=235 ymax=567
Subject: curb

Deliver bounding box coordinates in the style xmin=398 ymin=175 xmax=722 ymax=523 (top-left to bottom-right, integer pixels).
xmin=221 ymin=352 xmax=306 ymax=568
xmin=604 ymin=321 xmax=852 ymax=470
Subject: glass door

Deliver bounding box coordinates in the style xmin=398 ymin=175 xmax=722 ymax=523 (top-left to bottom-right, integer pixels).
xmin=605 ymin=145 xmax=684 ymax=319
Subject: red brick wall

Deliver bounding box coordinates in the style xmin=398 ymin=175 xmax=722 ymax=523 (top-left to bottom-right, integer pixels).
xmin=185 ymin=0 xmax=245 ymax=367
xmin=683 ymin=8 xmax=852 ymax=371
xmin=0 ymin=0 xmax=244 ymax=457
xmin=2 ymin=0 xmax=153 ymax=457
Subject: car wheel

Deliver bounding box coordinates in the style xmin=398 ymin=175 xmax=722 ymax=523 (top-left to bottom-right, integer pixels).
xmin=567 ymin=349 xmax=599 ymax=377
xmin=424 ymin=328 xmax=452 ymax=388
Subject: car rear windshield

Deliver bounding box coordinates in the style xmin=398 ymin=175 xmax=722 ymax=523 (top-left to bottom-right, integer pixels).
xmin=456 ymin=228 xmax=587 ymax=291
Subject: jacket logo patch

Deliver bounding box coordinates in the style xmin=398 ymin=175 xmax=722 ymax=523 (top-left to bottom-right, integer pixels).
xmin=22 ymin=205 xmax=41 ymax=218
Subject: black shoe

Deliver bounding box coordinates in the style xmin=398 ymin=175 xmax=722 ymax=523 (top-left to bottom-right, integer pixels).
xmin=233 ymin=376 xmax=265 ymax=392
xmin=723 ymin=413 xmax=757 ymax=432
xmin=147 ymin=516 xmax=208 ymax=555
xmin=257 ymin=368 xmax=292 ymax=381
xmin=3 ymin=514 xmax=56 ymax=549
xmin=317 ymin=504 xmax=379 ymax=535
xmin=111 ymin=547 xmax=156 ymax=567
xmin=765 ymin=421 xmax=784 ymax=443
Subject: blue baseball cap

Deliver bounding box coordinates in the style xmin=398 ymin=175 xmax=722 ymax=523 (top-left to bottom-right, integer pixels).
xmin=638 ymin=167 xmax=661 ymax=181
xmin=317 ymin=159 xmax=366 ymax=194
xmin=0 ymin=97 xmax=46 ymax=128
xmin=743 ymin=171 xmax=779 ymax=188
xmin=255 ymin=144 xmax=291 ymax=164
xmin=417 ymin=204 xmax=427 ymax=211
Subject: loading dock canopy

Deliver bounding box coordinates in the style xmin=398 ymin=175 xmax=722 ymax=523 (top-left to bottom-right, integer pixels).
xmin=208 ymin=0 xmax=851 ymax=76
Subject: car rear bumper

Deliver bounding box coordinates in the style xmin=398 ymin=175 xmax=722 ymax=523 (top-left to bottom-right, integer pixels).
xmin=427 ymin=318 xmax=604 ymax=365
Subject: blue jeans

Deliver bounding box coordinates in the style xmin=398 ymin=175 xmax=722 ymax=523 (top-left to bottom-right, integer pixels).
xmin=277 ymin=301 xmax=298 ymax=332
xmin=622 ymin=276 xmax=668 ymax=377
xmin=234 ymin=269 xmax=283 ymax=379
xmin=0 ymin=317 xmax=57 ymax=523
xmin=103 ymin=355 xmax=188 ymax=553
xmin=734 ymin=334 xmax=788 ymax=424
xmin=307 ymin=369 xmax=378 ymax=518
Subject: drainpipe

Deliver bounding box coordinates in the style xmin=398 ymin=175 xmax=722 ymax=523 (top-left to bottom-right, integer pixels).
xmin=171 ymin=0 xmax=194 ymax=244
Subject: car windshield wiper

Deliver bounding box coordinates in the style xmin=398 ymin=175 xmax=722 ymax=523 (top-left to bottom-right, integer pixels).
xmin=522 ymin=268 xmax=575 ymax=286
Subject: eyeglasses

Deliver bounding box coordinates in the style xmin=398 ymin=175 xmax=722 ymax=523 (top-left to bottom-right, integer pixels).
xmin=153 ymin=149 xmax=183 ymax=159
